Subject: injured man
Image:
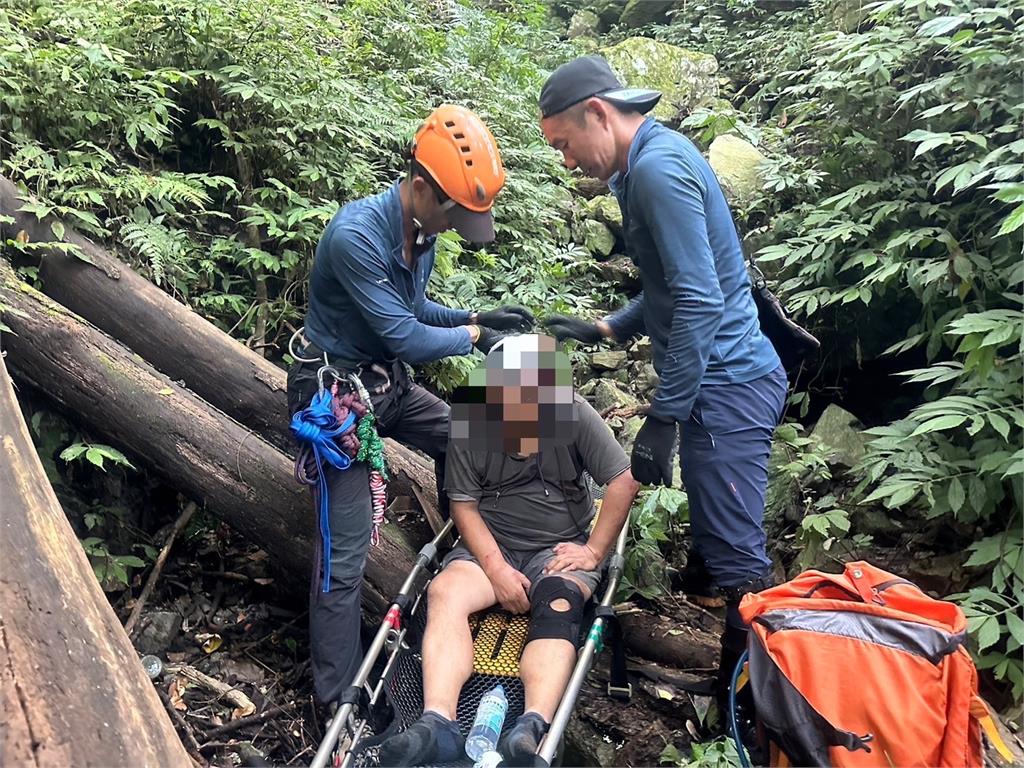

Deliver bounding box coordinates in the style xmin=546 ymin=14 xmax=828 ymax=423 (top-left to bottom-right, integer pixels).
xmin=379 ymin=333 xmax=639 ymax=767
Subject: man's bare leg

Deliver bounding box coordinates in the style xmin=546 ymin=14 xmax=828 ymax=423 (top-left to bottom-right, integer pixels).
xmin=422 ymin=560 xmax=497 ymax=719
xmin=501 ymin=575 xmax=592 ymax=762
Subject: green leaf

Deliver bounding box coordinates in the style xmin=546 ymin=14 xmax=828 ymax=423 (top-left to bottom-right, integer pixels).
xmin=1006 ymin=612 xmax=1024 ymax=648
xmin=947 ymin=476 xmax=965 ymax=514
xmin=964 ymin=536 xmax=1003 ymax=567
xmin=85 ymin=447 xmax=106 ymax=469
xmin=975 ymin=616 xmax=1000 ymax=652
xmin=115 ymin=555 xmax=146 ymax=568
xmin=996 ymin=203 xmax=1024 ymax=236
xmin=910 ymin=414 xmax=967 ymax=436
xmin=59 ymin=443 xmax=88 ymax=462
xmin=917 ymin=15 xmax=969 ymax=37
xmin=50 ymin=220 xmax=65 ymax=240
xmin=988 ymin=412 xmax=1011 ymax=441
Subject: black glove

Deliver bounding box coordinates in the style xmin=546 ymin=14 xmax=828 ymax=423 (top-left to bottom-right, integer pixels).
xmin=630 ymin=414 xmax=677 ymax=487
xmin=541 ymin=314 xmax=604 ymax=344
xmin=475 ymin=305 xmax=535 ymax=333
xmin=474 ymin=326 xmax=504 ymax=354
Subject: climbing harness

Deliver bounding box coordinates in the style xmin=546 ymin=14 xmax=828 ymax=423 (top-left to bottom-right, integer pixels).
xmin=291 ymin=349 xmax=391 ymax=590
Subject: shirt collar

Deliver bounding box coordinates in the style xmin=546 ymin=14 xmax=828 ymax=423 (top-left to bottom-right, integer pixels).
xmin=608 ymin=116 xmax=658 ymax=194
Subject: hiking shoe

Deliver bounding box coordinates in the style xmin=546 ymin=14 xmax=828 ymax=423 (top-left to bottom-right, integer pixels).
xmin=499 ymin=711 xmax=548 ymax=766
xmin=676 ymin=548 xmax=725 ymax=608
xmin=377 ymin=711 xmax=464 ymax=767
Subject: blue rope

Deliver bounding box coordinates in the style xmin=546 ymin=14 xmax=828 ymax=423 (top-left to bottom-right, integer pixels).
xmin=729 ymin=649 xmax=752 ymax=768
xmin=291 ymin=388 xmax=357 ymax=591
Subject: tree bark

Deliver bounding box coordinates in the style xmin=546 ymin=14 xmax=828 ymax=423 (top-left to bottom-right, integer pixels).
xmin=0 ymin=355 xmax=192 ymax=768
xmin=0 ymin=261 xmax=420 ymax=609
xmin=0 ymin=175 xmax=440 ymax=513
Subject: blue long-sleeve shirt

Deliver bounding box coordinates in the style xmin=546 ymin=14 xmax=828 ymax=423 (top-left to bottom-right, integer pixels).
xmin=303 ymin=182 xmax=473 ymax=364
xmin=606 ymin=119 xmax=779 ymax=423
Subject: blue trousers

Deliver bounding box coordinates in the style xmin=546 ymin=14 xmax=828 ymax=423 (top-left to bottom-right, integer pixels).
xmin=679 ymin=365 xmax=788 ymax=628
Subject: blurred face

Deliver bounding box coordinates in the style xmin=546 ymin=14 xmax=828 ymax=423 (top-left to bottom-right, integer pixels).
xmin=541 ymin=99 xmax=619 ymax=181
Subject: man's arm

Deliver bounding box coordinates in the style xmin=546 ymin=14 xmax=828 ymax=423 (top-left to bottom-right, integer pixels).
xmin=634 ymin=155 xmax=725 ymax=423
xmin=584 ymin=469 xmax=639 ymax=560
xmin=328 ymin=226 xmax=476 ymax=362
xmin=418 ymin=296 xmax=472 ymax=328
xmin=603 ymin=292 xmax=646 ymax=342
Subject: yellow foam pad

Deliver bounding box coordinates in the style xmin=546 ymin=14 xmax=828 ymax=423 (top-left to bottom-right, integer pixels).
xmin=469 ymin=610 xmax=530 ymax=676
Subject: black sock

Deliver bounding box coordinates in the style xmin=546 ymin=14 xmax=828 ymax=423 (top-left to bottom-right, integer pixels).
xmin=499 ymin=711 xmax=548 ymax=765
xmin=378 ymin=711 xmax=464 ymax=767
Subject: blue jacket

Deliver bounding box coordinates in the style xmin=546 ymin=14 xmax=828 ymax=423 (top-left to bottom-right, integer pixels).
xmin=303 ymin=182 xmax=473 ymax=364
xmin=606 ymin=119 xmax=780 ymax=423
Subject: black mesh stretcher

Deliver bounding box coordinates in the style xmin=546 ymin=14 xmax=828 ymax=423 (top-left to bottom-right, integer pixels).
xmin=309 ymin=502 xmax=631 ymax=768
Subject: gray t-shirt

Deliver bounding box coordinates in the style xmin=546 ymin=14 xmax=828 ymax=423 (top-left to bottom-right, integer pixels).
xmin=445 ymin=395 xmax=630 ymax=552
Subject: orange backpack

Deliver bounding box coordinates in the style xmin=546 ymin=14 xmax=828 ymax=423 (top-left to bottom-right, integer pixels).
xmin=738 ymin=561 xmax=1011 ymax=767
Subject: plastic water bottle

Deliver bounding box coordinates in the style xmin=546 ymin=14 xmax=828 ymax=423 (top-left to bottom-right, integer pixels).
xmin=466 ymin=685 xmax=508 ymax=761
xmin=474 ymin=750 xmax=503 ymax=768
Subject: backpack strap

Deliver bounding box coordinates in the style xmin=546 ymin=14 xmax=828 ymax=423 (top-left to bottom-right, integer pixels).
xmin=971 ymin=695 xmax=1014 ymax=763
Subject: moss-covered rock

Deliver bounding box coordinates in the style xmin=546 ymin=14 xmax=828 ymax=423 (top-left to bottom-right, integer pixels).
xmin=810 ymin=404 xmax=868 ymax=470
xmin=601 ymin=37 xmax=719 ymax=121
xmin=567 ymin=9 xmax=601 ymax=39
xmin=708 ymin=134 xmax=767 ymax=207
xmin=590 ymin=349 xmax=628 ymax=370
xmin=580 ymin=218 xmax=615 ymax=258
xmin=583 ymin=194 xmax=622 ymax=236
xmin=618 ymin=0 xmax=675 ymax=29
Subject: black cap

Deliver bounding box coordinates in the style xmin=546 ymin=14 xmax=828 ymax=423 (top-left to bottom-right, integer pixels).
xmin=539 ymin=55 xmax=662 ymax=119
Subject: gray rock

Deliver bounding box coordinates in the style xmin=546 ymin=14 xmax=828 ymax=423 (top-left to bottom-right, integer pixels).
xmin=829 ymin=0 xmax=871 ymax=32
xmin=708 ymin=134 xmax=768 ymax=207
xmin=619 ymin=0 xmax=675 ymax=28
xmin=640 ymin=362 xmax=659 ymax=395
xmin=592 ymin=257 xmax=641 ymax=291
xmin=629 ymin=336 xmax=653 ymax=361
xmin=590 ymin=349 xmax=628 ymax=371
xmin=618 ymin=415 xmax=645 ymax=454
xmin=592 ymin=379 xmax=640 ymax=413
xmin=810 ymin=404 xmax=868 ymax=469
xmin=580 ymin=218 xmax=615 ymax=259
xmin=577 ymin=378 xmax=598 ymax=399
xmin=134 ymin=611 xmax=182 ymax=655
xmin=567 ymin=9 xmax=601 ymax=38
xmin=583 ymin=195 xmax=623 ymax=237
xmin=601 ymin=37 xmax=719 ymax=122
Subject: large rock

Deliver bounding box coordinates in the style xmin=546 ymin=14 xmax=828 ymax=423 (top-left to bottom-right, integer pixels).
xmin=134 ymin=611 xmax=182 ymax=655
xmin=583 ymin=195 xmax=623 ymax=237
xmin=810 ymin=404 xmax=869 ymax=469
xmin=590 ymin=349 xmax=628 ymax=371
xmin=567 ymin=9 xmax=601 ymax=38
xmin=829 ymin=0 xmax=871 ymax=32
xmin=601 ymin=37 xmax=719 ymax=122
xmin=591 ymin=379 xmax=640 ymax=413
xmin=619 ymin=0 xmax=675 ymax=29
xmin=708 ymin=134 xmax=767 ymax=207
xmin=618 ymin=415 xmax=645 ymax=454
xmin=592 ymin=257 xmax=641 ymax=291
xmin=579 ymin=218 xmax=615 ymax=259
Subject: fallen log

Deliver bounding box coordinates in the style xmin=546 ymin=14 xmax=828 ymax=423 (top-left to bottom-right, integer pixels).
xmin=0 ymin=354 xmax=192 ymax=767
xmin=0 ymin=260 xmax=420 ymax=610
xmin=0 ymin=175 xmax=440 ymax=514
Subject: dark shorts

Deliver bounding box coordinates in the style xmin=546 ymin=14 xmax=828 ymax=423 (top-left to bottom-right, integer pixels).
xmin=442 ymin=540 xmax=603 ymax=598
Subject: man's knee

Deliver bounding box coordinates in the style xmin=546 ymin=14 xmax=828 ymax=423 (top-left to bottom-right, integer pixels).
xmin=526 ymin=577 xmax=586 ymax=647
xmin=427 ymin=562 xmax=480 ymax=613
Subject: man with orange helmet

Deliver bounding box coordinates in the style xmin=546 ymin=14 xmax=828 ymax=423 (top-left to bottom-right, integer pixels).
xmin=287 ymin=105 xmax=533 ymax=707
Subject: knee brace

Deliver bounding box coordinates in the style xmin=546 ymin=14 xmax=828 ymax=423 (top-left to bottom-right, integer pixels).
xmin=526 ymin=577 xmax=586 ymax=647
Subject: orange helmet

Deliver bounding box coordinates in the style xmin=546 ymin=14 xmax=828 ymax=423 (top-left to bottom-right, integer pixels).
xmin=412 ymin=104 xmax=505 ymax=242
